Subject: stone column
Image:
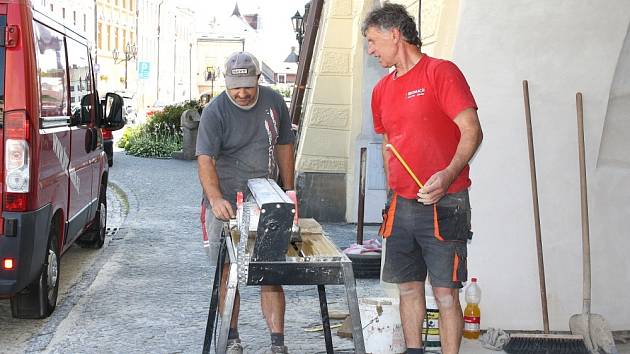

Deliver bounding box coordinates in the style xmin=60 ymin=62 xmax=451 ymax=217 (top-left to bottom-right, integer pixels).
xmin=172 ymin=108 xmax=200 ymax=160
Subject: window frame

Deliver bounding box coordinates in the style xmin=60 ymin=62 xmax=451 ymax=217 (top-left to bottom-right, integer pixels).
xmin=66 ymin=37 xmax=96 ymax=127
xmin=33 ymin=20 xmax=70 ymax=129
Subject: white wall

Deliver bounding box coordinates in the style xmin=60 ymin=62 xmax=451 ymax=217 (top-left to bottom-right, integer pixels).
xmin=454 ymin=0 xmax=630 ymax=330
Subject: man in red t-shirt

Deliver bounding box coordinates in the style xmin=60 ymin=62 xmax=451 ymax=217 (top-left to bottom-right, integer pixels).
xmin=363 ymin=4 xmax=483 ymax=354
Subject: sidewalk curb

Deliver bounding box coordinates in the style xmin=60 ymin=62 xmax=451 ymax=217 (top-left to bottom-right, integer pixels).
xmin=24 ymin=180 xmax=136 ymax=352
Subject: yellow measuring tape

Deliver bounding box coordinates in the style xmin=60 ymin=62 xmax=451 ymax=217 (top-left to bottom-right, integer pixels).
xmin=386 ymin=143 xmax=424 ymax=188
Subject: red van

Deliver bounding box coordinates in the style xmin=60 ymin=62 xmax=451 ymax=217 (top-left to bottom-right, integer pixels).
xmin=0 ymin=1 xmax=125 ymax=318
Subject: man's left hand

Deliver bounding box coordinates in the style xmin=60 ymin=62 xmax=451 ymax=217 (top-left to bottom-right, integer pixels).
xmin=417 ymin=168 xmax=456 ymax=205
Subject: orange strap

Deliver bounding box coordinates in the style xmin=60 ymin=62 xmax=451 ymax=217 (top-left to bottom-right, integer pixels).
xmin=380 ymin=193 xmax=398 ymax=238
xmin=452 ymin=253 xmax=460 ymax=282
xmin=433 ymin=204 xmax=444 ymax=241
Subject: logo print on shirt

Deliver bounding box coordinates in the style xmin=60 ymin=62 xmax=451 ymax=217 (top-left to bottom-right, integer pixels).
xmin=264 ymin=108 xmax=280 ymax=177
xmin=406 ymin=88 xmax=426 ymax=99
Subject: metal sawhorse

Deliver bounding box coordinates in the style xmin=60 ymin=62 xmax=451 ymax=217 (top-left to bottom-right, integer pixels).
xmin=202 ymin=222 xmax=366 ymax=354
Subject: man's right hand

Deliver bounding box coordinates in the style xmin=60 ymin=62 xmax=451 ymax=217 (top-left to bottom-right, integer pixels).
xmin=209 ymin=196 xmax=235 ymax=221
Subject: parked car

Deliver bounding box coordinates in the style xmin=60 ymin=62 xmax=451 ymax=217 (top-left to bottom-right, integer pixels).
xmin=143 ymin=100 xmax=168 ymax=123
xmin=115 ymin=91 xmax=137 ymax=124
xmin=0 ymin=2 xmax=125 ymax=319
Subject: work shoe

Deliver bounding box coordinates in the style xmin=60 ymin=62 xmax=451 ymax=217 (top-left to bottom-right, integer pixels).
xmin=264 ymin=345 xmax=289 ymax=354
xmin=226 ymin=338 xmax=243 ymax=354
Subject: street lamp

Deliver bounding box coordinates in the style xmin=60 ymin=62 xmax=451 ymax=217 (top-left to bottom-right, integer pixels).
xmin=113 ymin=42 xmax=138 ymax=89
xmin=291 ymin=11 xmax=304 ymax=54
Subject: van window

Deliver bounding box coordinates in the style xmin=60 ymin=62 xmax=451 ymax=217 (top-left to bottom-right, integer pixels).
xmin=34 ymin=21 xmax=68 ymax=119
xmin=67 ymin=38 xmax=94 ymax=125
xmin=0 ymin=15 xmax=6 ymax=122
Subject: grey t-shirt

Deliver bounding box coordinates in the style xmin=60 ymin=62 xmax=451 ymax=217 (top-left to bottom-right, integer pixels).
xmin=196 ymin=85 xmax=294 ymax=206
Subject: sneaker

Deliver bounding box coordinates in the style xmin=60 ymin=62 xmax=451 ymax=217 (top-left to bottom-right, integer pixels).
xmin=264 ymin=345 xmax=289 ymax=354
xmin=226 ymin=338 xmax=243 ymax=354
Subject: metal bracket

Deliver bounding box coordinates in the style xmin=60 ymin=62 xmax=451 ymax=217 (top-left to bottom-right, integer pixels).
xmin=1 ymin=25 xmax=19 ymax=48
xmin=247 ymin=179 xmax=295 ymax=262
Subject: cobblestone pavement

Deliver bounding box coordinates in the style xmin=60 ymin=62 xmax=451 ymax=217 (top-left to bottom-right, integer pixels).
xmin=11 ymin=152 xmax=387 ymax=354
xmin=2 ymin=151 xmax=628 ymax=354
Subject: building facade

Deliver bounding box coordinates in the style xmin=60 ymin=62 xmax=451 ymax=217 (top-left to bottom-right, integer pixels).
xmin=135 ymin=0 xmax=161 ymax=113
xmin=194 ymin=5 xmax=257 ymax=100
xmin=171 ymin=7 xmax=196 ymax=104
xmin=32 ymin=0 xmax=95 ymax=43
xmin=196 ymin=36 xmax=245 ymax=98
xmin=95 ymin=0 xmax=138 ymax=95
xmin=295 ymin=0 xmax=630 ymax=332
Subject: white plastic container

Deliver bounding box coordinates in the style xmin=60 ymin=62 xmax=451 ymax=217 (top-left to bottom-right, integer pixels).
xmin=359 ymin=297 xmax=406 ymax=354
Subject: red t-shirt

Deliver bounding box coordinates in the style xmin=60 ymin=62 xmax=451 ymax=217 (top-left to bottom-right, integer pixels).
xmin=372 ymin=55 xmax=477 ymax=199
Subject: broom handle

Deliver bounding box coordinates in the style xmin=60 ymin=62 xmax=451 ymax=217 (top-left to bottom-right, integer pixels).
xmin=522 ymin=80 xmax=550 ymax=333
xmin=576 ymin=92 xmax=591 ymax=315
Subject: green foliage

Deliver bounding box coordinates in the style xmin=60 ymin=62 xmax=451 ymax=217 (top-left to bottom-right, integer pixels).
xmin=269 ymin=85 xmax=292 ymax=98
xmin=120 ymin=122 xmax=182 ymax=158
xmin=118 ymin=100 xmax=201 ymax=158
xmin=117 ymin=125 xmax=138 ymax=149
xmin=148 ymin=100 xmax=202 ymax=131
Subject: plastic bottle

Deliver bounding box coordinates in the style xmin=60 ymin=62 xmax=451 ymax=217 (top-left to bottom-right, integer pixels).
xmin=463 ymin=277 xmax=481 ymax=339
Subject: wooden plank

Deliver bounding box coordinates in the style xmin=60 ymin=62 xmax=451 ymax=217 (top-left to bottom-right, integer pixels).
xmin=298 ymin=233 xmax=339 ymax=257
xmin=299 ymin=218 xmax=323 ymax=234
xmin=237 ymin=218 xmax=343 ymax=257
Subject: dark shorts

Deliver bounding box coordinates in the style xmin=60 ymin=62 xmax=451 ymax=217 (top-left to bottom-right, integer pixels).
xmin=380 ymin=190 xmax=472 ymax=288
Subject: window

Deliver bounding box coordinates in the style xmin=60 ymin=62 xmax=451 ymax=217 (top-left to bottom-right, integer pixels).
xmin=98 ymin=22 xmax=102 ymax=49
xmin=67 ymin=38 xmax=94 ymax=125
xmin=50 ymin=4 xmax=53 ymax=12
xmin=35 ymin=21 xmax=68 ymax=118
xmin=114 ymin=27 xmax=119 ymax=50
xmin=122 ymin=0 xmax=126 ymax=9
xmin=107 ymin=25 xmax=111 ymax=50
xmin=122 ymin=29 xmax=127 ymax=49
xmin=73 ymin=11 xmax=76 ymax=26
xmin=62 ymin=8 xmax=65 ymax=19
xmin=84 ymin=14 xmax=87 ymax=32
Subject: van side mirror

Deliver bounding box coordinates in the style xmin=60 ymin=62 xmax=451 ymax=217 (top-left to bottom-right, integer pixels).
xmin=100 ymin=92 xmax=126 ymax=131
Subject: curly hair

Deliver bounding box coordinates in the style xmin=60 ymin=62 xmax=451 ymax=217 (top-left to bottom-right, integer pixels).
xmin=361 ymin=2 xmax=421 ymax=48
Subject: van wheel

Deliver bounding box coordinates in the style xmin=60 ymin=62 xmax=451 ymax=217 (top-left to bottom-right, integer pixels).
xmin=77 ymin=184 xmax=107 ymax=249
xmin=10 ymin=226 xmax=60 ymax=319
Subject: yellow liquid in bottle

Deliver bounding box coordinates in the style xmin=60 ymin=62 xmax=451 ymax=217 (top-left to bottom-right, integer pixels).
xmin=463 ymin=303 xmax=480 ymax=339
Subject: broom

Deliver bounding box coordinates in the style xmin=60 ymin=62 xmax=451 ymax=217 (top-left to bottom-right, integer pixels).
xmin=568 ymin=92 xmax=617 ymax=354
xmin=503 ymin=81 xmax=589 ymax=354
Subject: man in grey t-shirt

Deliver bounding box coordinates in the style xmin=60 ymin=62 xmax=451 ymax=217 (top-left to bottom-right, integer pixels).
xmin=196 ymin=52 xmax=294 ymax=354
